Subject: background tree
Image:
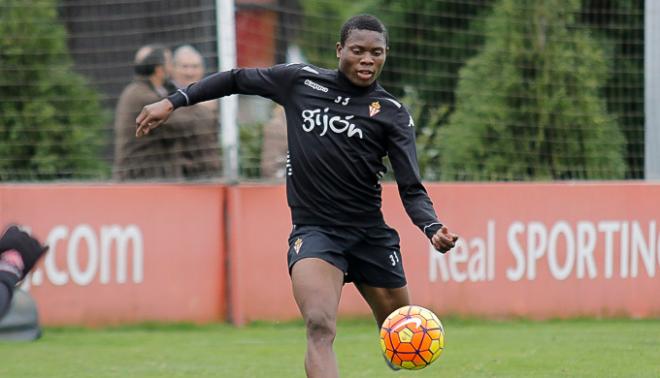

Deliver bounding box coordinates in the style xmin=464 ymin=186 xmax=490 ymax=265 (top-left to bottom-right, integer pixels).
xmin=297 ymin=0 xmax=378 ymax=68
xmin=0 ymin=0 xmax=107 ymax=181
xmin=579 ymin=0 xmax=644 ymax=178
xmin=438 ymin=0 xmax=625 ymax=180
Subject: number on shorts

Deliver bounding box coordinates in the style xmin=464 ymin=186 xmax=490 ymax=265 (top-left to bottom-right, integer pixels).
xmin=389 ymin=251 xmax=400 ymax=266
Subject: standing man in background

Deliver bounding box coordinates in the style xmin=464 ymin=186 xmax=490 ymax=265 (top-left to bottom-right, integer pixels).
xmin=170 ymin=45 xmax=221 ymax=179
xmin=171 ymin=45 xmax=206 ymax=90
xmin=113 ymin=44 xmax=182 ymax=180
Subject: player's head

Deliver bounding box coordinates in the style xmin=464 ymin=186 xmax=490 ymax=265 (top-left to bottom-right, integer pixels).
xmin=172 ymin=45 xmax=205 ymax=87
xmin=336 ymin=14 xmax=388 ymax=87
xmin=133 ymin=44 xmax=172 ymax=83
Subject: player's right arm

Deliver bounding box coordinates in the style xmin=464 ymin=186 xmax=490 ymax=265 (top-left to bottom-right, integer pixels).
xmin=135 ymin=98 xmax=174 ymax=137
xmin=136 ymin=64 xmax=301 ymax=137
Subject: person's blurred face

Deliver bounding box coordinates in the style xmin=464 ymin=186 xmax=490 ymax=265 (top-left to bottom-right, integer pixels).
xmin=336 ymin=29 xmax=387 ymax=87
xmin=173 ymin=50 xmax=204 ymax=86
xmin=153 ymin=50 xmax=172 ymax=86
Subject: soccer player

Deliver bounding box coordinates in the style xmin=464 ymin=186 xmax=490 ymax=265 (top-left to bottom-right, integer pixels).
xmin=0 ymin=226 xmax=48 ymax=319
xmin=136 ymin=14 xmax=458 ymax=377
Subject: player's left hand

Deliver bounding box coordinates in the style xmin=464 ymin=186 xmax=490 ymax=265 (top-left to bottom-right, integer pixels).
xmin=431 ymin=226 xmax=459 ymax=254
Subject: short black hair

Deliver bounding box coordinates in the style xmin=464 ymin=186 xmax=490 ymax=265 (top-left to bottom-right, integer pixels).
xmin=134 ymin=44 xmax=168 ymax=76
xmin=339 ymin=14 xmax=388 ymax=47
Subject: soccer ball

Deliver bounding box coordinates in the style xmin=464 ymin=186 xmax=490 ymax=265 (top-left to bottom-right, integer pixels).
xmin=379 ymin=305 xmax=445 ymax=370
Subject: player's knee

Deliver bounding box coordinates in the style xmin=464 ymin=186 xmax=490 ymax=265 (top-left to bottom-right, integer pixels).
xmin=304 ymin=310 xmax=336 ymax=343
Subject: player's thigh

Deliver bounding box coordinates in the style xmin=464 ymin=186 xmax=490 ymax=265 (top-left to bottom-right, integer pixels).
xmin=287 ymin=225 xmax=349 ymax=276
xmin=291 ymin=258 xmax=345 ymax=322
xmin=355 ymin=283 xmax=411 ymax=327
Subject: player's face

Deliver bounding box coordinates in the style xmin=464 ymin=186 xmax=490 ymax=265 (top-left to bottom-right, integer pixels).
xmin=336 ymin=29 xmax=387 ymax=87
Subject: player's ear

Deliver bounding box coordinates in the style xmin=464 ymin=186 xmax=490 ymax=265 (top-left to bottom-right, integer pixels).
xmin=336 ymin=42 xmax=342 ymax=59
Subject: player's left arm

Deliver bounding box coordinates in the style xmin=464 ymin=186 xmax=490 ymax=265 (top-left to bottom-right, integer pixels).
xmin=385 ymin=106 xmax=458 ymax=253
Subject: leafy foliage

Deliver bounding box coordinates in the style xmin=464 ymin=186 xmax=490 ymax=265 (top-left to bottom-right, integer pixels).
xmin=579 ymin=0 xmax=644 ymax=178
xmin=239 ymin=122 xmax=264 ymax=179
xmin=438 ymin=0 xmax=625 ymax=180
xmin=296 ymin=0 xmax=637 ymax=181
xmin=0 ymin=0 xmax=108 ymax=180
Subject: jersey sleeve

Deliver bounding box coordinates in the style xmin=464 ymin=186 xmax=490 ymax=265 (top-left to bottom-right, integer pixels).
xmin=386 ymin=106 xmax=443 ymax=240
xmin=168 ymin=63 xmax=301 ymax=108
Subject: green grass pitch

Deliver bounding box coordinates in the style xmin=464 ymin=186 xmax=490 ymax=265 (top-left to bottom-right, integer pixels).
xmin=1 ymin=318 xmax=659 ymax=377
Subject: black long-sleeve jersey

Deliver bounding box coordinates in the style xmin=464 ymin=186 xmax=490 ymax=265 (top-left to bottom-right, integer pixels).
xmin=168 ymin=63 xmax=442 ymax=240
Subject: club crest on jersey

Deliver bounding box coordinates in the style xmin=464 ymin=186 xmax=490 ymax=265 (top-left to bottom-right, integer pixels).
xmin=293 ymin=238 xmax=303 ymax=254
xmin=369 ymin=101 xmax=381 ymax=117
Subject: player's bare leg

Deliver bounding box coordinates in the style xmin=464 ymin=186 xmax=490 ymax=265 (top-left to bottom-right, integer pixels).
xmin=355 ymin=284 xmax=411 ymax=327
xmin=291 ymin=258 xmax=344 ymax=378
xmin=356 ymin=284 xmax=410 ymax=370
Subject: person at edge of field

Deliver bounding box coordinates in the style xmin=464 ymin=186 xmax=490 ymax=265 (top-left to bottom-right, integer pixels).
xmin=170 ymin=44 xmax=222 ymax=180
xmin=0 ymin=226 xmax=48 ymax=319
xmin=113 ymin=44 xmax=181 ymax=181
xmin=134 ymin=14 xmax=459 ymax=377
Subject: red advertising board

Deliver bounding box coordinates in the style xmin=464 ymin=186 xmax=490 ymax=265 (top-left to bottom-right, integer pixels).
xmin=410 ymin=183 xmax=660 ymax=319
xmin=0 ymin=184 xmax=226 ymax=326
xmin=1 ymin=182 xmax=658 ymax=326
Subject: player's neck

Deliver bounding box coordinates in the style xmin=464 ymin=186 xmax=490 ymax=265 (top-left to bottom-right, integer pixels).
xmin=336 ymin=70 xmax=378 ymax=94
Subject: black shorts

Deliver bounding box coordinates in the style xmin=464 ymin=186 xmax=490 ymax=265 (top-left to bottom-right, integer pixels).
xmin=287 ymin=224 xmax=406 ymax=288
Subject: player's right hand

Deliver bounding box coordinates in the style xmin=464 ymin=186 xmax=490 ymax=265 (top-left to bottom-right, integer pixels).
xmin=135 ymin=99 xmax=174 ymax=137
